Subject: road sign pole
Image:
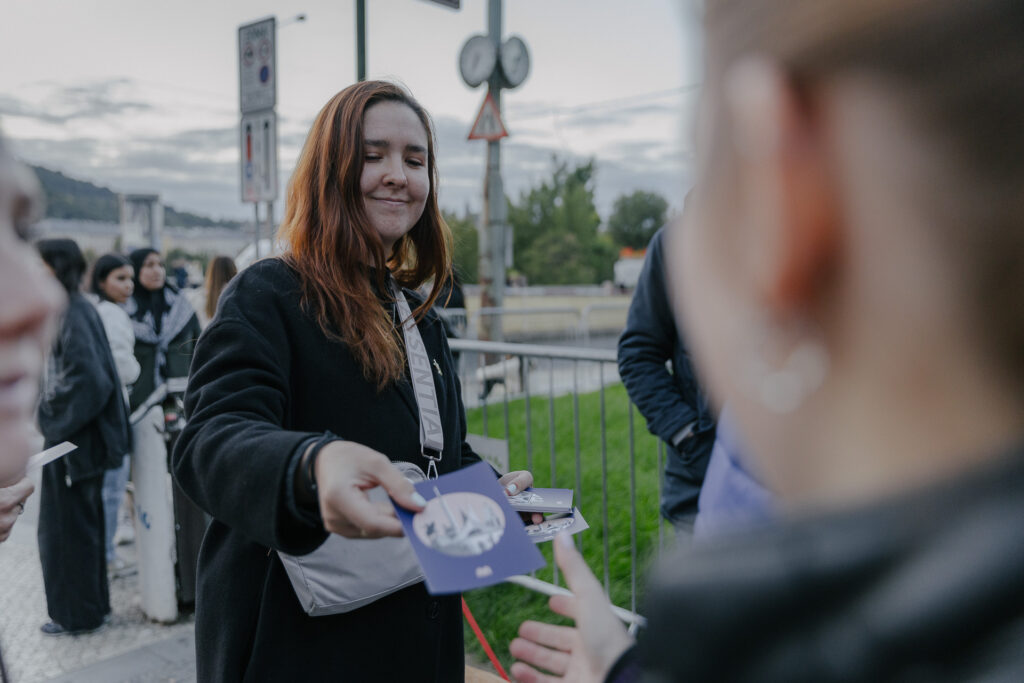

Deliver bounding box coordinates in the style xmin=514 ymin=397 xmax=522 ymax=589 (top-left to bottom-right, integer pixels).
xmin=253 ymin=203 xmax=261 ymax=259
xmin=356 ymin=0 xmax=366 ymax=81
xmin=479 ymin=0 xmax=505 ymax=343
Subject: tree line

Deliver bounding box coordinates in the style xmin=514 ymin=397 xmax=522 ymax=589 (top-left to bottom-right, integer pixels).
xmin=446 ymin=158 xmax=669 ymax=286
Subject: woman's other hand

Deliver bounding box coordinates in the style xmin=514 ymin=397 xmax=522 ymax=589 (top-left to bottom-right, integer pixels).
xmin=314 ymin=441 xmax=426 ymax=539
xmin=0 ymin=477 xmax=34 ymax=543
xmin=509 ymin=533 xmax=634 ymax=682
xmin=499 ymin=470 xmax=543 ymax=525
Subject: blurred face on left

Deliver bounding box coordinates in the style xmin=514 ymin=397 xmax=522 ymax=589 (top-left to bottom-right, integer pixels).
xmin=0 ymin=155 xmax=65 ymax=485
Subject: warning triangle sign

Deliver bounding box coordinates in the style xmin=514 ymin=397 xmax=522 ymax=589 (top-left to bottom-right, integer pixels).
xmin=468 ymin=92 xmax=509 ymax=141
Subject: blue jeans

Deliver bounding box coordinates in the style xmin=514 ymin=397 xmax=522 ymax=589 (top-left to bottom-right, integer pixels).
xmin=101 ymin=455 xmax=130 ymax=563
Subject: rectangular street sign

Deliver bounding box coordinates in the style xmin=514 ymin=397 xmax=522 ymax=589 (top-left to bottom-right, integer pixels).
xmin=238 ymin=17 xmax=276 ymax=114
xmin=240 ymin=110 xmax=278 ymax=203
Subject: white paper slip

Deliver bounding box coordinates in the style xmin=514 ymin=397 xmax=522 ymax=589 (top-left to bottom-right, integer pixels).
xmin=26 ymin=442 xmax=77 ymax=472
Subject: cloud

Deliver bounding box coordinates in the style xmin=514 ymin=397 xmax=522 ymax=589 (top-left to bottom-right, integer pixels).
xmin=7 ymin=105 xmax=693 ymax=222
xmin=0 ymin=79 xmax=152 ymax=125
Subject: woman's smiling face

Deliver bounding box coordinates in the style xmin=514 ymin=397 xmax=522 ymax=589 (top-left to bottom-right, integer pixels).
xmin=359 ymin=100 xmax=430 ymax=253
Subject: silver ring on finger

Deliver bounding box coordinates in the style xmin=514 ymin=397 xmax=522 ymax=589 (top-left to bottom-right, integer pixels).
xmin=17 ymin=502 xmax=25 ymax=515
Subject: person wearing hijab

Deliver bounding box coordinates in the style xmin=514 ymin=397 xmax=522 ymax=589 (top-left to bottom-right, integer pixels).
xmin=125 ymin=247 xmax=204 ymax=606
xmin=125 ymin=248 xmax=200 ymax=413
xmin=36 ymin=238 xmax=131 ymax=635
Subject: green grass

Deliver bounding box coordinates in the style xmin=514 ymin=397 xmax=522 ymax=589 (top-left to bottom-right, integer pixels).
xmin=460 ymin=382 xmax=673 ymax=673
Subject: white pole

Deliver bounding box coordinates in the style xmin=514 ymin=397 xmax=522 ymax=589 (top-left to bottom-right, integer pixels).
xmin=131 ymin=405 xmax=178 ymax=623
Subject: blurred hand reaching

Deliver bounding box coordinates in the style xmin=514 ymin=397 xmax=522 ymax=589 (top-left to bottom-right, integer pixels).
xmin=509 ymin=533 xmax=634 ymax=682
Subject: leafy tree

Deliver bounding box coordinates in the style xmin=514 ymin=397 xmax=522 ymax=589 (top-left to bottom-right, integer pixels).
xmin=607 ymin=190 xmax=669 ymax=250
xmin=508 ymin=158 xmax=616 ymax=285
xmin=443 ymin=210 xmax=479 ymax=283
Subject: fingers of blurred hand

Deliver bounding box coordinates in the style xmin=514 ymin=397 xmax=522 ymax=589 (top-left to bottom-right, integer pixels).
xmin=509 ymin=637 xmax=571 ymax=678
xmin=509 ymin=661 xmax=559 ymax=683
xmin=547 ymin=594 xmax=578 ymax=621
xmin=499 ymin=470 xmax=534 ymax=496
xmin=519 ymin=621 xmax=578 ymax=653
xmin=0 ymin=478 xmax=34 ymax=512
xmin=554 ymin=533 xmax=604 ymax=600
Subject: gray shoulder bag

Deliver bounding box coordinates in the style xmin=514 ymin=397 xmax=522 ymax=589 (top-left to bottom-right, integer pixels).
xmin=277 ymin=281 xmax=445 ymax=616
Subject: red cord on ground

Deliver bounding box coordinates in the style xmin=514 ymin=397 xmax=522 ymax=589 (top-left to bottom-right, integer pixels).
xmin=462 ymin=597 xmax=511 ymax=681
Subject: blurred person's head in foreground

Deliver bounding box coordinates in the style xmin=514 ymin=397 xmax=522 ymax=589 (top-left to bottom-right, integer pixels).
xmin=278 ymin=79 xmax=451 ymax=390
xmin=91 ymin=252 xmax=134 ymax=305
xmin=509 ymin=2 xmax=1024 ymax=680
xmin=674 ymin=0 xmax=1024 ymax=510
xmin=0 ymin=138 xmax=65 ymax=485
xmin=203 ymin=255 xmax=237 ymax=321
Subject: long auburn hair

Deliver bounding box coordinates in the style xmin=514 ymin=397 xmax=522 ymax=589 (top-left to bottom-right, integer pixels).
xmin=278 ymin=81 xmax=452 ymax=390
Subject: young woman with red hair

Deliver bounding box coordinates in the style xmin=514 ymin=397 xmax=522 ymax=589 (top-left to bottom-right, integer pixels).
xmin=173 ymin=81 xmax=535 ymax=681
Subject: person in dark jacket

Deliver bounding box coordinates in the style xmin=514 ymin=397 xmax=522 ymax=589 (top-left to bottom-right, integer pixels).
xmin=618 ymin=226 xmax=716 ymax=532
xmin=172 ymin=81 xmax=535 ymax=682
xmin=0 ymin=139 xmax=65 ymax=681
xmin=124 ymin=247 xmax=200 ymax=413
xmin=35 ymin=238 xmax=131 ymax=636
xmin=509 ymin=1 xmax=1024 ymax=681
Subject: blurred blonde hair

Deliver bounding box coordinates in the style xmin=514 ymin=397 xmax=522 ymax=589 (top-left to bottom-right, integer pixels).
xmin=705 ymin=0 xmax=1024 ymax=383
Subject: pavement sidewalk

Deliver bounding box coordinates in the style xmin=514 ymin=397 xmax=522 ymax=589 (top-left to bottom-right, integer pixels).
xmin=0 ymin=468 xmax=195 ymax=682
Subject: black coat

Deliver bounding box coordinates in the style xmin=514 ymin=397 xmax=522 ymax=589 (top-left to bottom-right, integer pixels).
xmin=617 ymin=228 xmax=715 ymax=521
xmin=172 ymin=258 xmax=481 ymax=682
xmin=36 ymin=293 xmax=127 ymax=631
xmin=37 ymin=292 xmax=131 ymax=480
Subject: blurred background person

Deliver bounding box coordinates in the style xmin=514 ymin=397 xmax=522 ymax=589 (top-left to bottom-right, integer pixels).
xmin=125 ymin=246 xmax=203 ymax=608
xmin=125 ymin=248 xmax=200 ymax=413
xmin=36 ymin=238 xmax=131 ymax=636
xmin=618 ymin=226 xmax=717 ymax=540
xmin=0 ymin=134 xmax=65 ymax=683
xmin=200 ymin=255 xmax=237 ymax=328
xmin=510 ymin=0 xmax=1024 ymax=680
xmin=89 ymin=252 xmax=140 ymax=567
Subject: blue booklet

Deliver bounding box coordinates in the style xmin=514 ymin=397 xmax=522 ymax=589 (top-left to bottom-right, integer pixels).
xmin=393 ymin=461 xmax=545 ymax=594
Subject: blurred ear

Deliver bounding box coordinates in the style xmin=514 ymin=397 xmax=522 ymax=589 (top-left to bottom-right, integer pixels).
xmin=724 ymin=59 xmax=839 ymax=314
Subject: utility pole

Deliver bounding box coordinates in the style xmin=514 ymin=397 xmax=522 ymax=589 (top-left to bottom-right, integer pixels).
xmin=460 ymin=0 xmax=529 ymax=343
xmin=482 ymin=0 xmax=505 ymax=342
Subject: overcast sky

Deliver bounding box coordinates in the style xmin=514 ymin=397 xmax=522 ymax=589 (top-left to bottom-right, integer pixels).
xmin=0 ymin=0 xmax=702 ymax=222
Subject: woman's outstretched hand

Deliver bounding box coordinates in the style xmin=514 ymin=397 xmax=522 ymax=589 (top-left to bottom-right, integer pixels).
xmin=314 ymin=441 xmax=426 ymax=538
xmin=509 ymin=533 xmax=634 ymax=682
xmin=499 ymin=470 xmax=544 ymax=525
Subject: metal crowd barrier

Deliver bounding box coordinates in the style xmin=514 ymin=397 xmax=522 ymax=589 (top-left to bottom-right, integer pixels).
xmin=449 ymin=338 xmax=668 ymax=632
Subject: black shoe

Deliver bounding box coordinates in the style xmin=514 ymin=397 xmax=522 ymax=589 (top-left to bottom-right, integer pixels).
xmin=40 ymin=620 xmax=105 ymax=637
